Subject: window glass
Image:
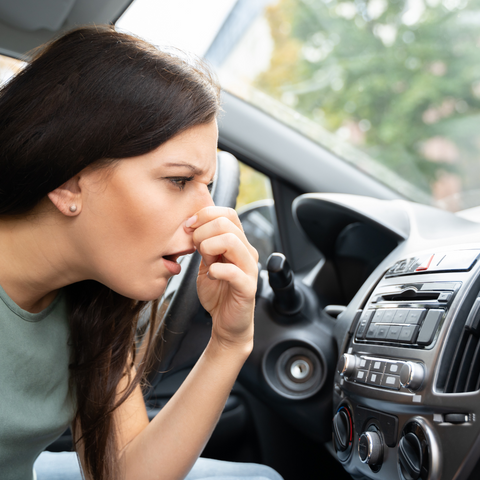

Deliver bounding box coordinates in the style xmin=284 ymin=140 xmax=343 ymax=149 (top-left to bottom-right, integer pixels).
xmin=236 ymin=161 xmax=276 ymax=267
xmin=214 ymin=0 xmax=480 ymax=212
xmin=0 ymin=53 xmax=24 ymax=85
xmin=237 ymin=161 xmax=273 ymax=210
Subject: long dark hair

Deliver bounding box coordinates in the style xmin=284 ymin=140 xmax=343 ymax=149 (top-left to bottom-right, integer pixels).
xmin=0 ymin=25 xmax=220 ymax=479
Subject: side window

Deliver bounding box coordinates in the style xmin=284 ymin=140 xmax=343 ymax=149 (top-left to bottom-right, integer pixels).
xmin=236 ymin=161 xmax=277 ymax=267
xmin=0 ymin=53 xmax=24 ymax=86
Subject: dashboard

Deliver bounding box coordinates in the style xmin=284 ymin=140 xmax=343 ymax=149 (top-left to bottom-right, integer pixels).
xmin=334 ymin=247 xmax=480 ymax=480
xmin=314 ymin=194 xmax=480 ymax=480
xmin=241 ymin=192 xmax=480 ymax=480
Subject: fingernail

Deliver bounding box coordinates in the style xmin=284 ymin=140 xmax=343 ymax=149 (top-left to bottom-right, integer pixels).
xmin=185 ymin=215 xmax=197 ymax=228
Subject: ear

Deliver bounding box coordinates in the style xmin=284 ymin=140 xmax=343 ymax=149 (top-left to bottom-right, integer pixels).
xmin=47 ymin=176 xmax=82 ymax=216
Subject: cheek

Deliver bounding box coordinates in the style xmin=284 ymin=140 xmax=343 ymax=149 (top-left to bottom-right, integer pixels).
xmin=110 ymin=189 xmax=178 ymax=245
xmin=97 ymin=181 xmax=195 ymax=254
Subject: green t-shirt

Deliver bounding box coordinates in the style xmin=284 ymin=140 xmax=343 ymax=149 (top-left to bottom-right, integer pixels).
xmin=0 ymin=285 xmax=75 ymax=480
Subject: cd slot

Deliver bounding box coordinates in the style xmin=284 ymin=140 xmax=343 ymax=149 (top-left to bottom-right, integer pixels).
xmin=380 ymin=289 xmax=440 ymax=302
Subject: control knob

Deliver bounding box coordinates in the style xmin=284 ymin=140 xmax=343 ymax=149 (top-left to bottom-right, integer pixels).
xmin=400 ymin=362 xmax=424 ymax=391
xmin=398 ymin=432 xmax=423 ymax=480
xmin=398 ymin=421 xmax=430 ymax=480
xmin=337 ymin=354 xmax=356 ymax=378
xmin=358 ymin=431 xmax=383 ymax=465
xmin=333 ymin=407 xmax=352 ymax=452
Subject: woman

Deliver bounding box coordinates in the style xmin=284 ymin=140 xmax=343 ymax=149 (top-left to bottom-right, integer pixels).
xmin=0 ymin=25 xmax=282 ymax=480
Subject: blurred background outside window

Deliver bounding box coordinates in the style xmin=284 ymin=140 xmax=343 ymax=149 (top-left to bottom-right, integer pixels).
xmin=120 ymin=0 xmax=480 ymax=213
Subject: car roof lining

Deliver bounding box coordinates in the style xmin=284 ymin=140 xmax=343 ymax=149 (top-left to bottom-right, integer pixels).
xmin=0 ymin=0 xmax=132 ymax=59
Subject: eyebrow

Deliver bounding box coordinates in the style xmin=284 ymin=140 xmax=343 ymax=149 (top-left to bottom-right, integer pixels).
xmin=164 ymin=162 xmax=204 ymax=176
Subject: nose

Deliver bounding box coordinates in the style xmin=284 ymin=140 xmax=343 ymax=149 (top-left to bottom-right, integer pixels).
xmin=196 ymin=184 xmax=215 ymax=210
xmin=183 ymin=185 xmax=215 ymax=235
xmin=204 ymin=191 xmax=215 ymax=208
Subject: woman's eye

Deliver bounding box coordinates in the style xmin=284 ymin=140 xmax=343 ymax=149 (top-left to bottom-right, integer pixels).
xmin=168 ymin=176 xmax=194 ymax=191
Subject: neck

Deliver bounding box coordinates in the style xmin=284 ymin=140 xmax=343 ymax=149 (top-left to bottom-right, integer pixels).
xmin=0 ymin=205 xmax=84 ymax=313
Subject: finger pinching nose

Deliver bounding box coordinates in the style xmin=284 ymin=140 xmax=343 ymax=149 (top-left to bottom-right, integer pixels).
xmin=185 ymin=215 xmax=197 ymax=228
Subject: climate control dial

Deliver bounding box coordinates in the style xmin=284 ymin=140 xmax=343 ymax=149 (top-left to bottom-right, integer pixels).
xmin=358 ymin=431 xmax=383 ymax=466
xmin=333 ymin=406 xmax=353 ymax=461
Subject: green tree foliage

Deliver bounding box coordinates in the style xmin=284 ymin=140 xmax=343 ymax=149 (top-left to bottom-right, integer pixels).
xmin=236 ymin=161 xmax=272 ymax=210
xmin=256 ymin=0 xmax=480 ymax=206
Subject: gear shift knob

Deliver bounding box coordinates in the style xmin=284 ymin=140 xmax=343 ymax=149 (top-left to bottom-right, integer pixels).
xmin=267 ymin=253 xmax=303 ymax=315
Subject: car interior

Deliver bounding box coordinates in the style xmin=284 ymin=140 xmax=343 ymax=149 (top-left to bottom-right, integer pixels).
xmin=2 ymin=1 xmax=480 ymax=479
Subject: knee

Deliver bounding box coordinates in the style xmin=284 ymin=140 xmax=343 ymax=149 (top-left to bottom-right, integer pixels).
xmin=255 ymin=464 xmax=284 ymax=480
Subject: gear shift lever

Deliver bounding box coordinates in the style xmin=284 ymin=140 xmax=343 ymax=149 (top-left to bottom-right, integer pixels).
xmin=267 ymin=253 xmax=304 ymax=315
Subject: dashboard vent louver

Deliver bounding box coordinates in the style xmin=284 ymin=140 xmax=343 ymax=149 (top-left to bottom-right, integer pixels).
xmin=440 ymin=294 xmax=480 ymax=393
xmin=444 ymin=330 xmax=480 ymax=393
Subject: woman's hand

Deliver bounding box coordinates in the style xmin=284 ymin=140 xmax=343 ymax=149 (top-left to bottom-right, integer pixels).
xmin=187 ymin=206 xmax=259 ymax=350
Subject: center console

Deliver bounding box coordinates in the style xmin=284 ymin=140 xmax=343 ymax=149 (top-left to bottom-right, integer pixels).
xmin=333 ymin=249 xmax=480 ymax=480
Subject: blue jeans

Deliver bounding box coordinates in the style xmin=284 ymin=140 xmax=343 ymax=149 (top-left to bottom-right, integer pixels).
xmin=34 ymin=452 xmax=284 ymax=480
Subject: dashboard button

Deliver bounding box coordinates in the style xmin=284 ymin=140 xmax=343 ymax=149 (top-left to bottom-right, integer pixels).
xmin=355 ymin=370 xmax=368 ymax=383
xmin=356 ymin=322 xmax=368 ymax=339
xmin=386 ymin=362 xmax=401 ymax=374
xmin=381 ymin=374 xmax=400 ymax=390
xmin=417 ymin=309 xmax=443 ymax=345
xmin=371 ymin=360 xmax=385 ymax=372
xmin=358 ymin=358 xmax=371 ymax=370
xmin=360 ymin=309 xmax=374 ymax=321
xmin=393 ymin=309 xmax=409 ymax=323
xmin=438 ymin=292 xmax=452 ymax=303
xmin=386 ymin=325 xmax=402 ymax=340
xmin=356 ymin=310 xmax=374 ymax=339
xmin=406 ymin=309 xmax=426 ymax=325
xmin=399 ymin=325 xmax=419 ymax=343
xmin=372 ymin=310 xmax=385 ymax=323
xmin=366 ymin=324 xmax=378 ymax=339
xmin=376 ymin=325 xmax=389 ymax=339
xmin=367 ymin=372 xmax=382 ymax=386
xmin=356 ymin=325 xmax=367 ymax=339
xmin=383 ymin=310 xmax=396 ymax=323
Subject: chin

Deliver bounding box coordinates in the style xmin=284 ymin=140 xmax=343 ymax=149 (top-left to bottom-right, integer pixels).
xmin=113 ymin=278 xmax=169 ymax=302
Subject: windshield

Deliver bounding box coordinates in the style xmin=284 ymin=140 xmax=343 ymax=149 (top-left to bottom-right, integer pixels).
xmin=121 ymin=0 xmax=480 ymax=212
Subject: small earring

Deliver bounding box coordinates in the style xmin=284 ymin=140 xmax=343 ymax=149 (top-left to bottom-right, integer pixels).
xmin=69 ymin=205 xmax=77 ymax=213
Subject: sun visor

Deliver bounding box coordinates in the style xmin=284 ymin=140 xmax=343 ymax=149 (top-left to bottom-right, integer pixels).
xmin=0 ymin=0 xmax=76 ymax=31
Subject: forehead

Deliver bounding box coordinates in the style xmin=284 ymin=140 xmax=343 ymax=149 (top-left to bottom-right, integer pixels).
xmin=154 ymin=121 xmax=218 ymax=177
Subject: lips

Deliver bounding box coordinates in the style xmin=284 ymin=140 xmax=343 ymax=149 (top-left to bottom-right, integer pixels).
xmin=162 ymin=248 xmax=196 ymax=263
xmin=162 ymin=248 xmax=196 ymax=275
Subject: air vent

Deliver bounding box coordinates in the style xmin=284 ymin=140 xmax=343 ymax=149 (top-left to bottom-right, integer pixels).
xmin=440 ymin=295 xmax=480 ymax=393
xmin=444 ymin=330 xmax=480 ymax=392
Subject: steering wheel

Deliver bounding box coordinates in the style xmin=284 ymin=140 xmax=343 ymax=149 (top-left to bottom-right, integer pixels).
xmin=143 ymin=151 xmax=240 ymax=393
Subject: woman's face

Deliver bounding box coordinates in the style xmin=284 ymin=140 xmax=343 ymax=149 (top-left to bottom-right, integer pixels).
xmin=72 ymin=121 xmax=217 ymax=300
